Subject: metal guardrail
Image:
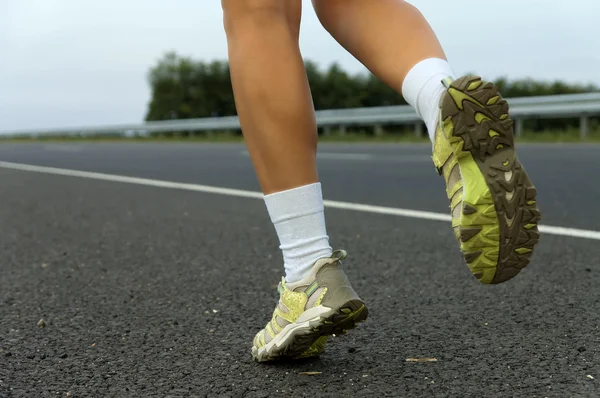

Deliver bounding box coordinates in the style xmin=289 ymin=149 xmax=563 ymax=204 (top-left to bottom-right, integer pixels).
xmin=2 ymin=92 xmax=599 ymax=139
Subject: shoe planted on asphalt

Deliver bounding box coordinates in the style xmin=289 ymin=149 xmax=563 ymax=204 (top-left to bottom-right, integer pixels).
xmin=432 ymin=75 xmax=542 ymax=284
xmin=251 ymin=250 xmax=368 ymax=362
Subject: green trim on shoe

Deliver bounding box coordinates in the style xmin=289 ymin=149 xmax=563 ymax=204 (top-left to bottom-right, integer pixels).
xmin=251 ymin=250 xmax=368 ymax=362
xmin=432 ymin=75 xmax=541 ymax=284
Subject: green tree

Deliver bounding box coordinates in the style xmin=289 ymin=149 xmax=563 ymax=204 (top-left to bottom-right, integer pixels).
xmin=360 ymin=74 xmax=406 ymax=107
xmin=145 ymin=53 xmax=235 ymax=121
xmin=145 ymin=52 xmax=599 ymax=123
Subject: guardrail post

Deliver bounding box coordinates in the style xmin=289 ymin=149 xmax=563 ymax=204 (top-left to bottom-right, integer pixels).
xmin=374 ymin=124 xmax=384 ymax=137
xmin=515 ymin=119 xmax=524 ymax=137
xmin=323 ymin=126 xmax=332 ymax=136
xmin=339 ymin=125 xmax=347 ymax=136
xmin=580 ymin=115 xmax=589 ymax=140
xmin=414 ymin=122 xmax=423 ymax=138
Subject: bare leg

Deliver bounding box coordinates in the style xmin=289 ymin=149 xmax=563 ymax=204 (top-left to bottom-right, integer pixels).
xmin=312 ymin=0 xmax=455 ymax=140
xmin=222 ymin=0 xmax=317 ymax=195
xmin=222 ymin=0 xmax=334 ymax=285
xmin=222 ymin=0 xmax=368 ymax=363
xmin=311 ymin=0 xmax=446 ymax=94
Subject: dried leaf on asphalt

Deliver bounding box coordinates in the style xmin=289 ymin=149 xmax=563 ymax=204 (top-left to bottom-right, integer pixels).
xmin=298 ymin=371 xmax=322 ymax=376
xmin=37 ymin=319 xmax=46 ymax=328
xmin=406 ymin=358 xmax=437 ymax=362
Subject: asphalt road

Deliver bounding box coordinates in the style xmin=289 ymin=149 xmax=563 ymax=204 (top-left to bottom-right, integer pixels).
xmin=1 ymin=142 xmax=599 ymax=397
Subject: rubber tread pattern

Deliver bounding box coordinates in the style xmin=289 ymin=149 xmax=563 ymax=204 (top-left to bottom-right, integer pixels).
xmin=440 ymin=75 xmax=541 ymax=284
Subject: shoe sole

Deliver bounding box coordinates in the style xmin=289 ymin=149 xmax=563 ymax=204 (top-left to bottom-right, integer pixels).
xmin=252 ymin=299 xmax=368 ymax=362
xmin=439 ymin=75 xmax=542 ymax=284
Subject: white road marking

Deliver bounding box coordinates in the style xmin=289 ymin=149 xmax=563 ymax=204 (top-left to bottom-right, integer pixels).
xmin=0 ymin=161 xmax=263 ymax=199
xmin=1 ymin=160 xmax=599 ymax=241
xmin=241 ymin=150 xmax=431 ymax=162
xmin=317 ymin=153 xmax=372 ymax=161
xmin=241 ymin=150 xmax=372 ymax=161
xmin=43 ymin=144 xmax=82 ymax=153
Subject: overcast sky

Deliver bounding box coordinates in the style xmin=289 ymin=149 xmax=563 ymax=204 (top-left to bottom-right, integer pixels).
xmin=1 ymin=0 xmax=598 ymax=132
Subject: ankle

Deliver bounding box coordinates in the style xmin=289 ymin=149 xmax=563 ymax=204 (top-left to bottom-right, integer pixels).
xmin=264 ymin=182 xmax=332 ymax=283
xmin=401 ymin=58 xmax=456 ymax=143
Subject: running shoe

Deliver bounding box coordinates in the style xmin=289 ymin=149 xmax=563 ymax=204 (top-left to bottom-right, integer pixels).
xmin=432 ymin=75 xmax=541 ymax=284
xmin=251 ymin=250 xmax=368 ymax=362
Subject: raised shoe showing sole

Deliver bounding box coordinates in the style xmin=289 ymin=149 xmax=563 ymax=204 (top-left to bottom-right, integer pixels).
xmin=432 ymin=75 xmax=542 ymax=284
xmin=251 ymin=250 xmax=368 ymax=362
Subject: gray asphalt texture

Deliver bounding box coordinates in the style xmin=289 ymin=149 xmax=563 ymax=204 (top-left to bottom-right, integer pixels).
xmin=1 ymin=142 xmax=599 ymax=397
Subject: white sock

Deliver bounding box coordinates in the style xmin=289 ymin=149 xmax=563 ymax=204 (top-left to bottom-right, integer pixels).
xmin=401 ymin=58 xmax=456 ymax=143
xmin=264 ymin=182 xmax=333 ymax=283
